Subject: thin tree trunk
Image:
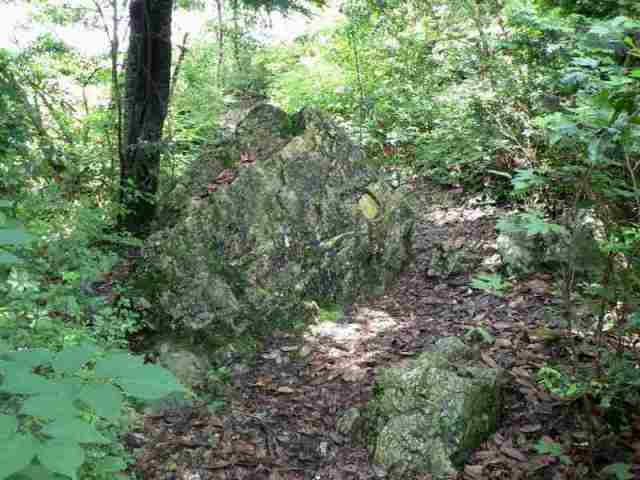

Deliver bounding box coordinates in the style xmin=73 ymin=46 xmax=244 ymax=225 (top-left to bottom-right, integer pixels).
xmin=120 ymin=0 xmax=174 ymax=236
xmin=215 ymin=0 xmax=225 ymax=88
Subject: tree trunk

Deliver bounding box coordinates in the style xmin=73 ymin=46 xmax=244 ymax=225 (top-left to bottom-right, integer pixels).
xmin=120 ymin=0 xmax=173 ymax=236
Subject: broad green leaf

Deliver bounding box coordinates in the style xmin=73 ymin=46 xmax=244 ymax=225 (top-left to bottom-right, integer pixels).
xmin=0 ymin=414 xmax=17 ymax=440
xmin=0 ymin=433 xmax=37 ymax=480
xmin=0 ymin=369 xmax=60 ymax=395
xmin=20 ymin=391 xmax=80 ymax=420
xmin=0 ymin=250 xmax=21 ymax=266
xmin=0 ymin=200 xmax=13 ymax=209
xmin=7 ymin=463 xmax=65 ymax=479
xmin=601 ymin=462 xmax=633 ymax=480
xmin=94 ymin=352 xmax=146 ymax=379
xmin=115 ymin=363 xmax=185 ymax=400
xmin=0 ymin=228 xmax=35 ymax=246
xmin=41 ymin=418 xmax=109 ymax=444
xmin=51 ymin=345 xmax=98 ymax=375
xmin=78 ymin=383 xmax=123 ymax=420
xmin=94 ymin=456 xmax=127 ymax=474
xmin=38 ymin=439 xmax=85 ymax=480
xmin=7 ymin=349 xmax=54 ymax=368
xmin=630 ymin=68 xmax=640 ymax=79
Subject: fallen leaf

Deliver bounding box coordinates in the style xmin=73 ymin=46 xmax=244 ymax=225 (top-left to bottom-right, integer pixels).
xmin=342 ymin=366 xmax=367 ymax=382
xmin=255 ymin=376 xmax=273 ymax=388
xmin=481 ymin=352 xmax=498 ymax=368
xmin=501 ymin=445 xmax=527 ymax=462
xmin=280 ymin=346 xmax=299 ymax=352
xmin=520 ymin=424 xmax=542 ymax=433
xmin=492 ymin=322 xmax=512 ymax=330
xmin=215 ymin=168 xmax=235 ymax=185
xmin=276 ymin=386 xmax=296 ymax=394
xmin=464 ymin=464 xmax=484 ymax=479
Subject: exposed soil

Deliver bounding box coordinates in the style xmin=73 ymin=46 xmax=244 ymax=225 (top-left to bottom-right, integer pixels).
xmin=128 ymin=182 xmax=640 ymax=480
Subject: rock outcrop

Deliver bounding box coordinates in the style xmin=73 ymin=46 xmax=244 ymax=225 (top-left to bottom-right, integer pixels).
xmin=137 ymin=103 xmax=415 ymax=341
xmin=339 ymin=338 xmax=504 ymax=479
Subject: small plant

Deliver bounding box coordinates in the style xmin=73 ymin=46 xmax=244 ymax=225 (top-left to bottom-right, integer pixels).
xmin=535 ymin=437 xmax=573 ymax=465
xmin=601 ymin=463 xmax=633 ymax=480
xmin=318 ymin=304 xmax=345 ymax=323
xmin=536 ymin=365 xmax=586 ymax=400
xmin=0 ymin=343 xmax=185 ymax=480
xmin=470 ymin=273 xmax=512 ymax=297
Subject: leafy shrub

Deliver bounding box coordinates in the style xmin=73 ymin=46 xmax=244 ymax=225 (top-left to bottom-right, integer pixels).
xmin=0 ymin=343 xmax=185 ymax=480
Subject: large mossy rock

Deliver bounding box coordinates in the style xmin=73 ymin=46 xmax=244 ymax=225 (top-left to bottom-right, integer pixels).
xmin=138 ymin=104 xmax=415 ymax=340
xmin=371 ymin=338 xmax=504 ymax=479
xmin=497 ymin=212 xmax=606 ymax=276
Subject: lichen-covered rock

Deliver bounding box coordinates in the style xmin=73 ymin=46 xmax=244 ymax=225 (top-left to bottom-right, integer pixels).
xmin=371 ymin=337 xmax=504 ymax=479
xmin=497 ymin=212 xmax=606 ymax=276
xmin=139 ymin=103 xmax=415 ymax=339
xmin=155 ymin=338 xmax=211 ymax=388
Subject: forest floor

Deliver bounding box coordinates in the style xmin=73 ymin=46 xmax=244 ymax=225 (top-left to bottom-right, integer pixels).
xmin=128 ymin=181 xmax=639 ymax=480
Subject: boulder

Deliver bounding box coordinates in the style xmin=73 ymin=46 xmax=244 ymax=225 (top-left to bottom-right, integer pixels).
xmin=497 ymin=211 xmax=606 ymax=276
xmin=369 ymin=337 xmax=504 ymax=479
xmin=138 ymin=103 xmax=415 ymax=340
xmin=155 ymin=338 xmax=211 ymax=389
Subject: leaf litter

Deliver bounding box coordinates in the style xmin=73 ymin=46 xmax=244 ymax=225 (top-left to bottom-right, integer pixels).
xmin=127 ymin=182 xmax=639 ymax=480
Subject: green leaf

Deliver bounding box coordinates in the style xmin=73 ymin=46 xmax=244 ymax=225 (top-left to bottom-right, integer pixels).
xmin=0 ymin=369 xmax=60 ymax=395
xmin=20 ymin=391 xmax=80 ymax=420
xmin=93 ymin=456 xmax=127 ymax=474
xmin=94 ymin=352 xmax=146 ymax=379
xmin=78 ymin=383 xmax=123 ymax=420
xmin=630 ymin=68 xmax=640 ymax=79
xmin=115 ymin=363 xmax=185 ymax=400
xmin=37 ymin=439 xmax=85 ymax=480
xmin=0 ymin=228 xmax=35 ymax=246
xmin=41 ymin=418 xmax=109 ymax=444
xmin=601 ymin=463 xmax=633 ymax=480
xmin=7 ymin=349 xmax=54 ymax=368
xmin=0 ymin=414 xmax=18 ymax=440
xmin=0 ymin=433 xmax=37 ymax=480
xmin=7 ymin=463 xmax=65 ymax=479
xmin=51 ymin=345 xmax=98 ymax=375
xmin=0 ymin=251 xmax=21 ymax=266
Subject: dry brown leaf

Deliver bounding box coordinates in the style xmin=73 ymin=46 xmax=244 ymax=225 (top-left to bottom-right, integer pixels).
xmin=255 ymin=376 xmax=273 ymax=388
xmin=342 ymin=366 xmax=368 ymax=382
xmin=276 ymin=386 xmax=296 ymax=394
xmin=520 ymin=424 xmax=542 ymax=433
xmin=464 ymin=464 xmax=484 ymax=479
xmin=495 ymin=338 xmax=512 ymax=348
xmin=501 ymin=445 xmax=527 ymax=462
xmin=492 ymin=322 xmax=512 ymax=330
xmin=481 ymin=352 xmax=498 ymax=368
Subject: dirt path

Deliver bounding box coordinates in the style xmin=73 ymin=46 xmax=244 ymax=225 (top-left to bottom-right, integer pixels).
xmin=129 ymin=184 xmax=616 ymax=480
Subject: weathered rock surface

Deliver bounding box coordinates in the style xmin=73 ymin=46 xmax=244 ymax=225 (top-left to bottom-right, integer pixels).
xmin=154 ymin=337 xmax=211 ymax=389
xmin=138 ymin=103 xmax=415 ymax=340
xmin=497 ymin=212 xmax=606 ymax=276
xmin=364 ymin=337 xmax=504 ymax=479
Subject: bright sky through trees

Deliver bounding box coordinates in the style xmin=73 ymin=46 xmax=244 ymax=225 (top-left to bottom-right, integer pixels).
xmin=0 ymin=1 xmax=341 ymax=53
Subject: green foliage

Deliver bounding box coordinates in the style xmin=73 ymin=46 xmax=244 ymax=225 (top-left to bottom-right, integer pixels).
xmin=0 ymin=345 xmax=185 ymax=480
xmin=601 ymin=463 xmax=634 ymax=480
xmin=470 ymin=273 xmax=512 ymax=297
xmin=535 ymin=438 xmax=573 ymax=464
